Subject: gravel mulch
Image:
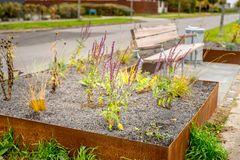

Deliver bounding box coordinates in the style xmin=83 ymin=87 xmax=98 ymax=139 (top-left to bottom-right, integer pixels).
xmin=0 ymin=69 xmax=217 ymax=146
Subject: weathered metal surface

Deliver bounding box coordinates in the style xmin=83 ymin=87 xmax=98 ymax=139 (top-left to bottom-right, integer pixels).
xmin=0 ymin=81 xmax=218 ymax=160
xmin=203 ymin=49 xmax=240 ymax=65
xmin=168 ymin=81 xmax=218 ymax=160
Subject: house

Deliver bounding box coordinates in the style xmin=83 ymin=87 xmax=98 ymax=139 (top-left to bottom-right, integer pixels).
xmin=24 ymin=0 xmax=168 ymax=14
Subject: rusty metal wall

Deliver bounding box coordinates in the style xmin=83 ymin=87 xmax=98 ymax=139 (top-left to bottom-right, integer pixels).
xmin=0 ymin=81 xmax=218 ymax=160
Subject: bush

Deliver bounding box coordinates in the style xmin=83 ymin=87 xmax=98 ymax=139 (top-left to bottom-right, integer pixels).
xmin=0 ymin=4 xmax=5 ymax=19
xmin=225 ymin=7 xmax=239 ymax=13
xmin=49 ymin=5 xmax=59 ymax=19
xmin=186 ymin=124 xmax=228 ymax=160
xmin=1 ymin=2 xmax=23 ymax=19
xmin=82 ymin=3 xmax=133 ymax=16
xmin=58 ymin=3 xmax=85 ymax=18
xmin=23 ymin=4 xmax=48 ymax=20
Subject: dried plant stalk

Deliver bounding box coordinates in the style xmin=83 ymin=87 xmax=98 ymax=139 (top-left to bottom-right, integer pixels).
xmin=0 ymin=37 xmax=15 ymax=101
xmin=0 ymin=56 xmax=7 ymax=100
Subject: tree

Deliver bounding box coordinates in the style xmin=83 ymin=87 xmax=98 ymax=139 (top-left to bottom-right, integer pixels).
xmin=208 ymin=0 xmax=218 ymax=12
xmin=177 ymin=0 xmax=181 ymax=15
xmin=197 ymin=0 xmax=204 ymax=13
xmin=219 ymin=0 xmax=226 ymax=36
xmin=236 ymin=0 xmax=240 ymax=23
xmin=236 ymin=0 xmax=240 ymax=7
xmin=196 ymin=0 xmax=210 ymax=13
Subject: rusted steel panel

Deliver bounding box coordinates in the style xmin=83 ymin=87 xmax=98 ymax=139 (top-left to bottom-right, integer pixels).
xmin=203 ymin=49 xmax=240 ymax=65
xmin=168 ymin=81 xmax=218 ymax=160
xmin=0 ymin=81 xmax=218 ymax=160
xmin=0 ymin=115 xmax=168 ymax=160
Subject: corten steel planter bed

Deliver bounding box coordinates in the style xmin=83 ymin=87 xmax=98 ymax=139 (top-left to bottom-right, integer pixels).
xmin=203 ymin=49 xmax=240 ymax=65
xmin=0 ymin=81 xmax=219 ymax=160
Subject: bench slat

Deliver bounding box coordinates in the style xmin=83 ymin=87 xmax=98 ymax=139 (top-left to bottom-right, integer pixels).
xmin=135 ymin=25 xmax=177 ymax=39
xmin=136 ymin=30 xmax=179 ymax=49
xmin=144 ymin=43 xmax=204 ymax=63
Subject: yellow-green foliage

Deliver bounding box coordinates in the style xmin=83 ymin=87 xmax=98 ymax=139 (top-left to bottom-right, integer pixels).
xmin=117 ymin=48 xmax=133 ymax=64
xmin=134 ymin=72 xmax=157 ymax=93
xmin=153 ymin=76 xmax=190 ymax=108
xmin=205 ymin=21 xmax=240 ymax=44
xmin=171 ymin=76 xmax=191 ymax=97
xmin=231 ymin=23 xmax=240 ymax=43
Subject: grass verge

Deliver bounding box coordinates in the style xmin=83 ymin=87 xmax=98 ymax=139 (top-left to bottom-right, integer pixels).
xmin=205 ymin=21 xmax=240 ymax=43
xmin=0 ymin=18 xmax=137 ymax=31
xmin=186 ymin=123 xmax=228 ymax=160
xmin=138 ymin=12 xmax=219 ymax=19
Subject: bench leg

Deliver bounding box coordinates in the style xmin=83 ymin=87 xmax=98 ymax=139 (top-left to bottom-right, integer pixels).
xmin=194 ymin=50 xmax=197 ymax=68
xmin=181 ymin=60 xmax=184 ymax=76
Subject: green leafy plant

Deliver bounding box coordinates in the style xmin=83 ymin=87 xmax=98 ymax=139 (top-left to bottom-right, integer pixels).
xmin=134 ymin=72 xmax=157 ymax=93
xmin=74 ymin=146 xmax=97 ymax=160
xmin=100 ymin=43 xmax=140 ymax=131
xmin=0 ymin=37 xmax=15 ymax=101
xmin=31 ymin=139 xmax=70 ymax=160
xmin=69 ymin=24 xmax=90 ymax=74
xmin=81 ymin=65 xmax=102 ymax=104
xmin=0 ymin=128 xmax=15 ymax=159
xmin=80 ymin=34 xmax=105 ymax=105
xmin=186 ymin=124 xmax=228 ymax=160
xmin=0 ymin=128 xmax=29 ymax=160
xmin=144 ymin=122 xmax=164 ymax=141
xmin=153 ymin=76 xmax=190 ymax=108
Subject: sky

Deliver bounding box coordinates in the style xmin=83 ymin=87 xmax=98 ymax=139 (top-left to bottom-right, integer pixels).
xmin=228 ymin=0 xmax=238 ymax=6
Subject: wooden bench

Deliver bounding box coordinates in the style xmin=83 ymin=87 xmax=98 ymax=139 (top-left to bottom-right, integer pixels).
xmin=131 ymin=23 xmax=204 ymax=73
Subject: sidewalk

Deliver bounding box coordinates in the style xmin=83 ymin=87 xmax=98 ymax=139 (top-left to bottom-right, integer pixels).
xmin=220 ymin=72 xmax=240 ymax=159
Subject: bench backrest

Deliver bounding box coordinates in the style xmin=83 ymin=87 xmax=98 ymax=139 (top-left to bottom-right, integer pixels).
xmin=131 ymin=23 xmax=179 ymax=50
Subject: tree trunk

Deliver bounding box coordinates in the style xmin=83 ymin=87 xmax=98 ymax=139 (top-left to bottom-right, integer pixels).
xmin=77 ymin=0 xmax=81 ymax=19
xmin=199 ymin=2 xmax=202 ymax=13
xmin=178 ymin=0 xmax=181 ymax=16
xmin=219 ymin=4 xmax=225 ymax=36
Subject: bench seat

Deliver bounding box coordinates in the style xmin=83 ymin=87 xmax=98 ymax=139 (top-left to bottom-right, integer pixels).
xmin=144 ymin=43 xmax=204 ymax=63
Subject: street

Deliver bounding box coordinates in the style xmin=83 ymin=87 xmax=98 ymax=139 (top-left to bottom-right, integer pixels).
xmin=0 ymin=14 xmax=238 ymax=73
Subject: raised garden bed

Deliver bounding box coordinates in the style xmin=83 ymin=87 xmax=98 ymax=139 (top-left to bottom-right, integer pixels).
xmin=0 ymin=69 xmax=219 ymax=160
xmin=203 ymin=49 xmax=240 ymax=65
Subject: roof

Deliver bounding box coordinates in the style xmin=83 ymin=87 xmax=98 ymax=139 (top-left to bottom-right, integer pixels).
xmin=0 ymin=0 xmax=24 ymax=3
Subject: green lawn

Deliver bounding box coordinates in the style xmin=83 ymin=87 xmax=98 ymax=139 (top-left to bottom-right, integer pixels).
xmin=0 ymin=18 xmax=137 ymax=31
xmin=205 ymin=21 xmax=240 ymax=43
xmin=139 ymin=12 xmax=219 ymax=19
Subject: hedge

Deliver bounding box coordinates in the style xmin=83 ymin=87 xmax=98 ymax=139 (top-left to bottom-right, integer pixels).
xmin=0 ymin=2 xmax=133 ymax=19
xmin=82 ymin=3 xmax=133 ymax=16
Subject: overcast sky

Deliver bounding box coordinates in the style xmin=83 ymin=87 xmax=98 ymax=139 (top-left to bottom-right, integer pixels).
xmin=228 ymin=0 xmax=237 ymax=6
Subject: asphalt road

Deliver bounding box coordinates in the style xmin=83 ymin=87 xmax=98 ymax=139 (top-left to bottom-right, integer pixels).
xmin=0 ymin=14 xmax=238 ymax=73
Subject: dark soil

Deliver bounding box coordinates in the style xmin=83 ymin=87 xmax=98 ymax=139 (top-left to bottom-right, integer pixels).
xmin=0 ymin=69 xmax=217 ymax=147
